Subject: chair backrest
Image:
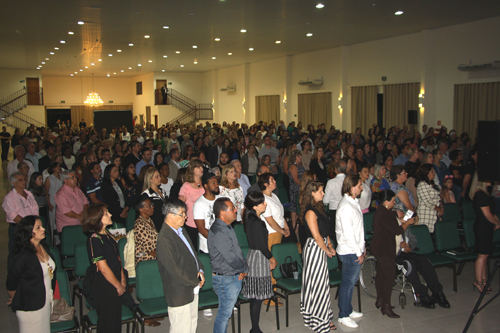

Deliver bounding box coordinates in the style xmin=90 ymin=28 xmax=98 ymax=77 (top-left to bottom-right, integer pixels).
xmin=118 ymin=238 xmax=127 ymax=265
xmin=109 ymin=222 xmax=125 ymax=230
xmin=462 ymin=201 xmax=475 ymax=220
xmin=363 ymin=212 xmax=375 ymax=241
xmin=198 ymin=253 xmax=213 ymax=291
xmin=40 ymin=215 xmax=47 ymax=229
xmin=271 ymin=243 xmax=302 ymax=280
xmin=494 ymin=229 xmax=500 ymax=244
xmin=136 ymin=260 xmax=164 ymax=301
xmin=327 ymin=255 xmax=339 ymax=271
xmin=434 ymin=222 xmax=461 ymax=252
xmin=240 ymin=246 xmax=249 ymax=259
xmin=50 ymin=246 xmax=62 ymax=270
xmin=56 ymin=269 xmax=73 ymax=306
xmin=74 ymin=241 xmax=91 ymax=278
xmin=442 ymin=203 xmax=462 ymax=223
xmin=126 ymin=208 xmax=136 ymax=232
xmin=462 ymin=219 xmax=475 ymax=249
xmin=233 ymin=224 xmax=248 ymax=248
xmin=409 ymin=225 xmax=435 ymax=255
xmin=61 ymin=225 xmax=87 ymax=257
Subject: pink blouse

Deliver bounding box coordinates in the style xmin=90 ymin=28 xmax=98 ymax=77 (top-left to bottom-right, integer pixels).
xmin=179 ymin=183 xmax=205 ymax=228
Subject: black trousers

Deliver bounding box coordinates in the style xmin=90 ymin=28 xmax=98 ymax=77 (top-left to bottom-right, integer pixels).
xmin=329 ymin=210 xmax=337 ymax=247
xmin=397 ymin=252 xmax=443 ymax=296
xmin=185 ymin=225 xmax=199 ymax=252
xmin=282 ymin=173 xmax=290 ymax=202
xmin=374 ymin=256 xmax=396 ymax=304
xmin=1 ymin=143 xmax=9 ymax=161
xmin=93 ymin=272 xmax=122 ymax=333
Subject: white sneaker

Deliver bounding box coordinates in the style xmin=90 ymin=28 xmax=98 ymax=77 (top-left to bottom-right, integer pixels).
xmin=349 ymin=310 xmax=363 ymax=319
xmin=203 ymin=309 xmax=213 ymax=317
xmin=338 ymin=317 xmax=358 ymax=328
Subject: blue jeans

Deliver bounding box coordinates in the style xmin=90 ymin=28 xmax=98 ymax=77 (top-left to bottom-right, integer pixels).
xmin=212 ymin=274 xmax=242 ymax=333
xmin=338 ymin=254 xmax=361 ymax=318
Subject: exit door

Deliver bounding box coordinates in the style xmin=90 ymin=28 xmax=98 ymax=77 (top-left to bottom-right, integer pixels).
xmin=27 ymin=78 xmax=40 ymax=105
xmin=156 ymin=79 xmax=167 ymax=105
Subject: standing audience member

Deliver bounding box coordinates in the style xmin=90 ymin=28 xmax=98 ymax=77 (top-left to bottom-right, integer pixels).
xmin=141 ymin=168 xmax=168 ymax=231
xmin=370 ymin=163 xmax=391 ymax=208
xmin=240 ymin=192 xmax=277 ymax=333
xmin=85 ymin=162 xmax=105 ymax=205
xmin=336 ymin=175 xmax=365 ymax=329
xmin=208 ymin=136 xmax=228 ymax=168
xmin=241 ymin=143 xmax=259 ymax=178
xmin=309 ymin=146 xmax=328 ymax=186
xmin=389 ymin=165 xmax=416 ymax=214
xmin=219 ymin=164 xmax=245 ymax=223
xmin=231 ymin=159 xmax=251 ymax=197
xmin=371 ymin=190 xmax=415 ymax=318
xmin=358 ymin=165 xmax=373 ymax=214
xmin=301 ymin=140 xmax=313 ymax=171
xmin=289 ymin=150 xmax=306 ymax=233
xmin=194 ymin=173 xmax=221 ymax=255
xmin=169 ymin=168 xmax=187 ymax=201
xmin=101 ymin=164 xmax=129 ymax=225
xmin=7 ymin=145 xmax=35 ymax=178
xmin=259 ymin=135 xmax=280 ymax=176
xmin=135 ymin=148 xmax=154 ymax=175
xmin=99 ymin=148 xmax=112 ymax=176
xmin=179 ymin=159 xmax=206 ymax=249
xmin=323 ymin=160 xmax=347 ymax=245
xmin=157 ymin=200 xmax=205 ymax=333
xmin=25 ymin=142 xmax=42 ymax=172
xmin=55 ymin=170 xmax=89 ymax=233
xmin=2 ymin=172 xmax=39 ymax=270
xmin=44 ymin=162 xmax=63 ymax=238
xmin=415 ymin=164 xmax=443 ymax=233
xmin=7 ymin=216 xmax=56 ymax=333
xmin=82 ymin=204 xmax=126 ymax=333
xmin=300 ymin=181 xmax=336 ymax=331
xmin=208 ymin=198 xmax=249 ymax=333
xmin=121 ymin=162 xmax=139 ymax=208
xmin=158 ymin=163 xmax=174 ymax=197
xmin=1 ymin=126 xmax=11 ymax=162
xmin=28 ymin=172 xmax=48 ymax=220
xmin=168 ymin=148 xmax=181 ymax=181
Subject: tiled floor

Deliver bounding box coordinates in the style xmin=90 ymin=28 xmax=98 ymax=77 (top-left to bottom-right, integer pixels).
xmin=1 ymin=159 xmax=499 ymax=332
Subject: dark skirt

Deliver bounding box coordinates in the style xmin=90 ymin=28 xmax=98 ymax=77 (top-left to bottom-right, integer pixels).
xmin=241 ymin=249 xmax=273 ymax=300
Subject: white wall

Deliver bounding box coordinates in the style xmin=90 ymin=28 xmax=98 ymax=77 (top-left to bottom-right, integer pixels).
xmin=19 ymin=106 xmax=46 ymax=125
xmin=215 ymin=65 xmax=246 ymax=124
xmin=0 ymin=69 xmax=42 ymax=99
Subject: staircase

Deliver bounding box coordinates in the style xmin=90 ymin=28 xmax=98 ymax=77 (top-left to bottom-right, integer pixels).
xmin=166 ymin=89 xmax=212 ymax=125
xmin=0 ymin=87 xmax=45 ymax=129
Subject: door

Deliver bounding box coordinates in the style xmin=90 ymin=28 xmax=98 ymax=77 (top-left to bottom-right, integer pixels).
xmin=27 ymin=78 xmax=40 ymax=105
xmin=146 ymin=106 xmax=151 ymax=126
xmin=156 ymin=79 xmax=167 ymax=104
xmin=154 ymin=115 xmax=158 ymax=129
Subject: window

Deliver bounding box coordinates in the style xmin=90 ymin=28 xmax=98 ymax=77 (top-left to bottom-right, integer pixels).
xmin=136 ymin=81 xmax=143 ymax=95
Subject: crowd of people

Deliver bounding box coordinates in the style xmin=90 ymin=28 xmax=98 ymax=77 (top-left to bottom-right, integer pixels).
xmin=3 ymin=118 xmax=500 ymax=332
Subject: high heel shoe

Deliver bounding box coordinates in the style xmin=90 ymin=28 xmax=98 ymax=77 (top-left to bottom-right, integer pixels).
xmin=473 ymin=280 xmax=491 ymax=294
xmin=482 ymin=279 xmax=493 ymax=292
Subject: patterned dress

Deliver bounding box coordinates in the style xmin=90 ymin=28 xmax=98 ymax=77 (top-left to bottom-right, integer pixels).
xmin=288 ymin=163 xmax=306 ymax=213
xmin=133 ymin=216 xmax=158 ymax=265
xmin=416 ymin=181 xmax=440 ymax=233
xmin=370 ymin=178 xmax=390 ymax=208
xmin=219 ymin=185 xmax=245 ymax=221
xmin=390 ymin=182 xmax=415 ymax=214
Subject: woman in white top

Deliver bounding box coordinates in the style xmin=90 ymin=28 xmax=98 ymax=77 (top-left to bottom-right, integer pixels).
xmin=358 ymin=165 xmax=372 ymax=214
xmin=121 ymin=128 xmax=131 ymax=142
xmin=335 ymin=174 xmax=365 ymax=329
xmin=219 ymin=164 xmax=245 ymax=222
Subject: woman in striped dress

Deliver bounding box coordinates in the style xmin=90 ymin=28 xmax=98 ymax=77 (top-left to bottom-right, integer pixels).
xmin=300 ymin=181 xmax=336 ymax=332
xmin=241 ymin=191 xmax=277 ymax=333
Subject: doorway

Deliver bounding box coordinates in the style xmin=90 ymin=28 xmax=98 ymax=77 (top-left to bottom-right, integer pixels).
xmin=156 ymin=79 xmax=167 ymax=105
xmin=46 ymin=109 xmax=71 ymax=128
xmin=154 ymin=115 xmax=158 ymax=129
xmin=146 ymin=106 xmax=151 ymax=126
xmin=27 ymin=78 xmax=40 ymax=105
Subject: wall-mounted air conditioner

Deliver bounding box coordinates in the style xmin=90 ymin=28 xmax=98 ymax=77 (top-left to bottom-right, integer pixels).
xmin=458 ymin=61 xmax=500 ymax=71
xmin=298 ymin=76 xmax=323 ymax=85
xmin=220 ymin=85 xmax=236 ymax=92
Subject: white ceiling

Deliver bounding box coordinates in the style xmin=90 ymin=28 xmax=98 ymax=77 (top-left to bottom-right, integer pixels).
xmin=1 ymin=0 xmax=500 ymax=77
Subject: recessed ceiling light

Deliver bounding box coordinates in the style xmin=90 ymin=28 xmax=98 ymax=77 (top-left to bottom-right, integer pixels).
xmin=75 ymin=72 xmax=78 ymax=74
xmin=138 ymin=64 xmax=142 ymax=66
xmin=162 ymin=70 xmax=165 ymax=72
xmin=91 ymin=63 xmax=95 ymax=65
xmin=249 ymin=48 xmax=254 ymax=51
xmin=117 ymin=49 xmax=122 ymax=52
xmin=60 ymin=40 xmax=65 ymax=43
xmin=80 ymin=69 xmax=83 ymax=71
xmin=175 ymin=51 xmax=180 ymax=54
xmin=129 ymin=43 xmax=134 ymax=46
xmin=68 ymin=31 xmax=74 ymax=35
xmin=50 ymin=52 xmax=54 ymax=55
xmin=78 ymin=21 xmax=84 ymax=25
xmin=38 ymin=65 xmax=42 ymax=67
xmin=41 ymin=62 xmax=45 ymax=64
xmin=85 ymin=66 xmax=88 ymax=68
xmin=215 ymin=38 xmax=220 ymax=41
xmin=228 ymin=52 xmax=232 ymax=55
xmin=306 ymin=33 xmax=313 ymax=37
xmin=107 ymin=74 xmax=110 ymax=77
xmin=240 ymin=29 xmax=246 ymax=33
xmin=98 ymin=59 xmax=102 ymax=61
xmin=316 ymin=3 xmax=324 ymax=9
xmin=148 ymin=60 xmax=152 ymax=63
xmin=36 ymin=67 xmax=40 ymax=69
xmin=108 ymin=54 xmax=113 ymax=56
xmin=70 ymin=74 xmax=73 ymax=76
xmin=144 ymin=35 xmax=150 ymax=38
xmin=163 ymin=55 xmax=167 ymax=58
xmin=113 ymin=73 xmax=116 ymax=75
xmin=180 ymin=65 xmax=184 ymax=67
xmin=212 ymin=57 xmax=216 ymax=59
xmin=395 ymin=11 xmax=403 ymax=15
xmin=121 ymin=70 xmax=125 ymax=72
xmin=163 ymin=26 xmax=169 ymax=29
xmin=128 ymin=67 xmax=132 ymax=69
xmin=45 ymin=58 xmax=49 ymax=60
xmin=54 ymin=47 xmax=59 ymax=50
xmin=194 ymin=61 xmax=198 ymax=64
xmin=192 ymin=45 xmax=197 ymax=48
xmin=275 ymin=40 xmax=281 ymax=44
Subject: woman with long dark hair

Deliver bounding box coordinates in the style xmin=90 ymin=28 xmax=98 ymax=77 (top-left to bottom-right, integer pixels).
xmin=101 ymin=164 xmax=129 ymax=225
xmin=28 ymin=172 xmax=48 ymax=220
xmin=241 ymin=192 xmax=277 ymax=333
xmin=121 ymin=162 xmax=139 ymax=207
xmin=7 ymin=216 xmax=56 ymax=333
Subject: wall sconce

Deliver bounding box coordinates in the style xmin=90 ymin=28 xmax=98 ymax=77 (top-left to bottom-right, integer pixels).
xmin=338 ymin=97 xmax=343 ymax=109
xmin=283 ymin=98 xmax=287 ymax=109
xmin=418 ymin=93 xmax=424 ymax=108
xmin=242 ymin=100 xmax=246 ymax=112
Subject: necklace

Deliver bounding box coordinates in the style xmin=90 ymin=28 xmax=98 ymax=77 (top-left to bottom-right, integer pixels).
xmin=36 ymin=246 xmax=54 ymax=280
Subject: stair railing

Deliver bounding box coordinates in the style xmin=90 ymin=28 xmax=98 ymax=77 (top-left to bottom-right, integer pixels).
xmin=0 ymin=105 xmax=45 ymax=129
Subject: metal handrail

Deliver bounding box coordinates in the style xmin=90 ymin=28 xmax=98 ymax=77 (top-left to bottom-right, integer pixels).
xmin=1 ymin=105 xmax=45 ymax=129
xmin=169 ymin=89 xmax=196 ymax=108
xmin=0 ymin=87 xmax=27 ymax=106
xmin=169 ymin=103 xmax=213 ymax=125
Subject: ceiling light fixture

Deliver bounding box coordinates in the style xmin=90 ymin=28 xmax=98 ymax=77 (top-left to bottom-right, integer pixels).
xmin=78 ymin=21 xmax=84 ymax=25
xmin=60 ymin=40 xmax=65 ymax=43
xmin=85 ymin=66 xmax=88 ymax=68
xmin=80 ymin=69 xmax=83 ymax=71
xmin=163 ymin=55 xmax=167 ymax=58
xmin=316 ymin=3 xmax=324 ymax=9
xmin=275 ymin=40 xmax=281 ymax=44
xmin=98 ymin=59 xmax=102 ymax=61
xmin=108 ymin=54 xmax=113 ymax=56
xmin=121 ymin=70 xmax=125 ymax=72
xmin=395 ymin=11 xmax=403 ymax=15
xmin=240 ymin=29 xmax=247 ymax=33
xmin=228 ymin=52 xmax=232 ymax=55
xmin=113 ymin=73 xmax=116 ymax=75
xmin=70 ymin=74 xmax=73 ymax=76
xmin=215 ymin=38 xmax=220 ymax=41
xmin=107 ymin=74 xmax=110 ymax=77
xmin=144 ymin=35 xmax=150 ymax=38
xmin=117 ymin=49 xmax=122 ymax=52
xmin=162 ymin=70 xmax=165 ymax=72
xmin=193 ymin=45 xmax=197 ymax=48
xmin=175 ymin=51 xmax=180 ymax=54
xmin=306 ymin=33 xmax=313 ymax=37
xmin=194 ymin=61 xmax=198 ymax=64
xmin=138 ymin=64 xmax=142 ymax=66
xmin=148 ymin=60 xmax=152 ymax=62
xmin=75 ymin=72 xmax=77 ymax=74
xmin=163 ymin=26 xmax=169 ymax=29
xmin=180 ymin=65 xmax=184 ymax=67
xmin=68 ymin=31 xmax=74 ymax=35
xmin=41 ymin=62 xmax=45 ymax=64
xmin=54 ymin=47 xmax=59 ymax=50
xmin=128 ymin=67 xmax=132 ymax=69
xmin=45 ymin=58 xmax=49 ymax=60
xmin=129 ymin=43 xmax=134 ymax=46
xmin=91 ymin=63 xmax=95 ymax=65
xmin=249 ymin=48 xmax=254 ymax=51
xmin=84 ymin=73 xmax=104 ymax=107
xmin=50 ymin=52 xmax=54 ymax=55
xmin=212 ymin=57 xmax=216 ymax=59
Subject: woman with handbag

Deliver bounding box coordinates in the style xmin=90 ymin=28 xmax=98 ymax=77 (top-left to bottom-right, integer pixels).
xmin=82 ymin=204 xmax=126 ymax=333
xmin=300 ymin=181 xmax=336 ymax=332
xmin=7 ymin=215 xmax=56 ymax=333
xmin=241 ymin=192 xmax=278 ymax=333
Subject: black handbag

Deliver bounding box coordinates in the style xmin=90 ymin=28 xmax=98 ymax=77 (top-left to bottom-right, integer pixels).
xmin=279 ymin=256 xmax=299 ymax=279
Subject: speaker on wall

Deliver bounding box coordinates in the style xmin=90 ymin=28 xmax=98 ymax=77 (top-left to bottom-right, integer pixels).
xmin=477 ymin=120 xmax=500 ymax=182
xmin=408 ymin=110 xmax=418 ymax=125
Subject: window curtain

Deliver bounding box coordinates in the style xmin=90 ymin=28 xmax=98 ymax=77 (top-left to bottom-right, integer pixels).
xmin=297 ymin=92 xmax=332 ymax=128
xmin=71 ymin=105 xmax=133 ymax=127
xmin=255 ymin=95 xmax=280 ymax=124
xmin=454 ymin=82 xmax=500 ymax=140
xmin=383 ymin=82 xmax=420 ymax=133
xmin=351 ymin=85 xmax=378 ymax=134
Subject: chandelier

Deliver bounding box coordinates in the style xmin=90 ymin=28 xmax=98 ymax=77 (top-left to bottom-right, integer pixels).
xmin=84 ymin=73 xmax=104 ymax=107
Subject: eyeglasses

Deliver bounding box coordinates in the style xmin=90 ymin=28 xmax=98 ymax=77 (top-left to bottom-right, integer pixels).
xmin=171 ymin=212 xmax=187 ymax=218
xmin=225 ymin=206 xmax=237 ymax=211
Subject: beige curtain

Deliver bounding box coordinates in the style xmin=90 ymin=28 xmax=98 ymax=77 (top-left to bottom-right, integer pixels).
xmin=71 ymin=104 xmax=133 ymax=127
xmin=297 ymin=92 xmax=332 ymax=128
xmin=383 ymin=82 xmax=420 ymax=133
xmin=454 ymin=82 xmax=500 ymax=140
xmin=255 ymin=95 xmax=280 ymax=124
xmin=351 ymin=86 xmax=378 ymax=135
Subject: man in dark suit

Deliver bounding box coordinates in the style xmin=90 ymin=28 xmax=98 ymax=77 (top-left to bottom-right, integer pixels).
xmin=79 ymin=118 xmax=86 ymax=128
xmin=157 ymin=199 xmax=205 ymax=333
xmin=161 ymin=84 xmax=168 ymax=104
xmin=208 ymin=136 xmax=228 ymax=168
